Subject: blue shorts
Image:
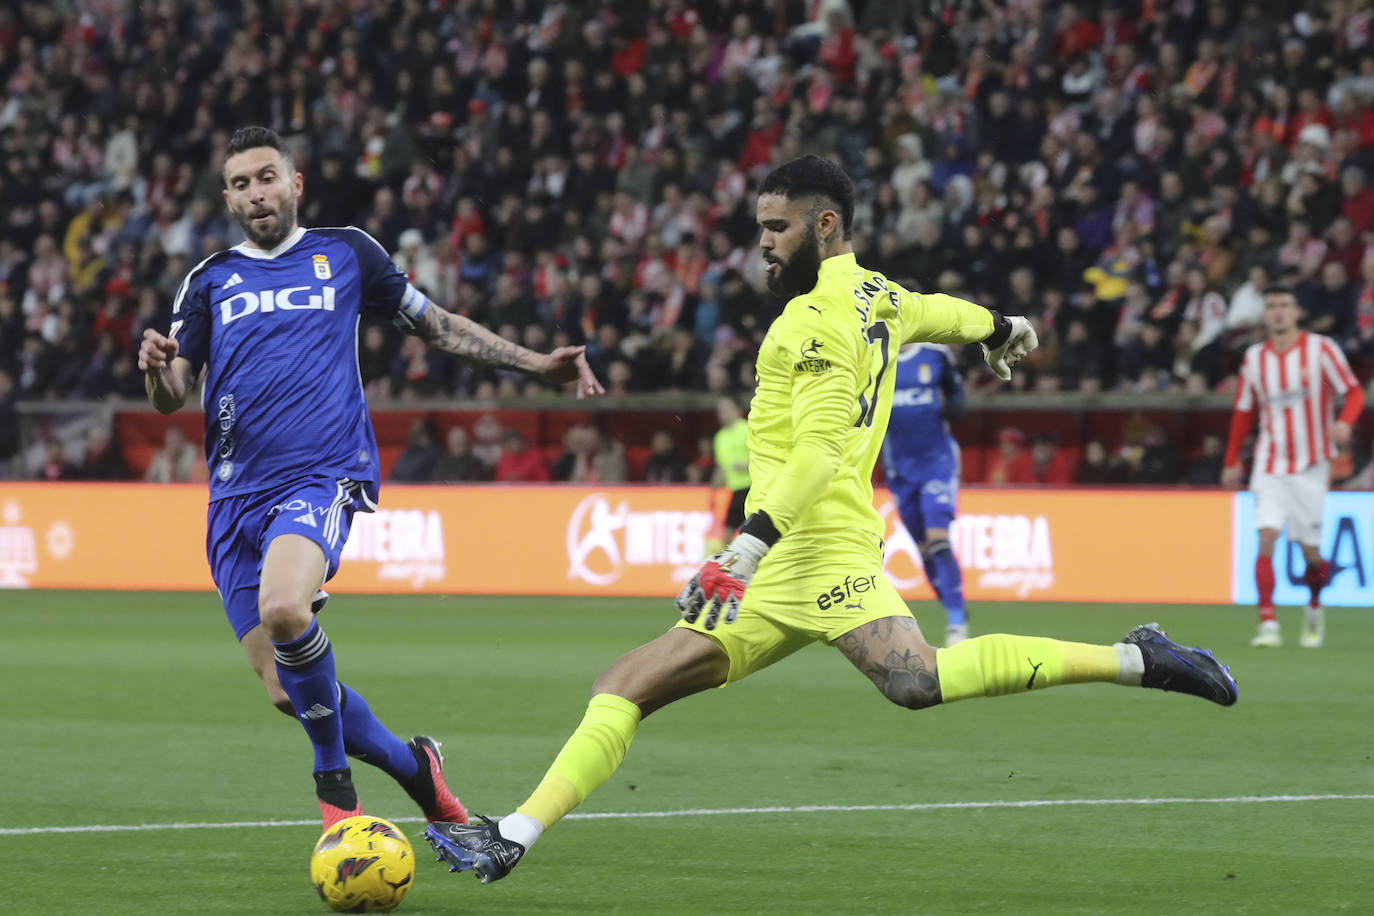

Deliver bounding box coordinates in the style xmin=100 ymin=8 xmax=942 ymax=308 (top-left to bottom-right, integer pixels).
xmin=206 ymin=476 xmax=373 ymax=640
xmin=891 ymin=472 xmax=958 ymax=543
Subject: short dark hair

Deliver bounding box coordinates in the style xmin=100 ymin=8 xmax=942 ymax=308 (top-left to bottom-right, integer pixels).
xmin=758 ymin=154 xmax=855 ymax=240
xmin=1262 ymin=284 xmax=1297 ymax=297
xmin=225 ymin=126 xmax=293 ymax=169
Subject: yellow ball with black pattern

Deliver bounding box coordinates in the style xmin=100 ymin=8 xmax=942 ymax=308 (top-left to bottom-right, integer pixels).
xmin=310 ymin=815 xmax=414 ymax=913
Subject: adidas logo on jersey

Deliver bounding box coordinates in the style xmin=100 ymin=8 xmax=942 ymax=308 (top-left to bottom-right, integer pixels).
xmin=222 ymin=272 xmax=244 ymax=289
xmin=294 ymin=512 xmax=318 ymax=528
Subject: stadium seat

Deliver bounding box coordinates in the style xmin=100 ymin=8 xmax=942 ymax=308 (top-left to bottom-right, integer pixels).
xmin=961 ymin=447 xmax=987 ymax=483
xmin=625 ymin=446 xmax=653 ymax=481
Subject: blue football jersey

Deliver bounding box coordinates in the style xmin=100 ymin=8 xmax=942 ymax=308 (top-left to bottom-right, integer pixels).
xmin=882 ymin=343 xmax=963 ymax=484
xmin=168 ymin=226 xmax=429 ymax=504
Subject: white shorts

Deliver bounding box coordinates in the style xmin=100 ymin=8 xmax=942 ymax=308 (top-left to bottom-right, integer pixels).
xmin=1251 ymin=461 xmax=1329 ymax=545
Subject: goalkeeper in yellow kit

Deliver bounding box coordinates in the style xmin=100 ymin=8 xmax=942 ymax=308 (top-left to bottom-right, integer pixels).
xmin=427 ymin=155 xmax=1238 ymax=883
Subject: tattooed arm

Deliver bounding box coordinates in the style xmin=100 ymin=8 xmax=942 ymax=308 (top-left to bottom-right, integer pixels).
xmin=410 ymin=300 xmax=604 ymax=397
xmin=414 ymin=302 xmax=542 ymax=372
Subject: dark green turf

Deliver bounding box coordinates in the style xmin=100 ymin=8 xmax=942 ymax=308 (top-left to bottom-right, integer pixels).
xmin=3 ymin=593 xmax=1372 ymax=915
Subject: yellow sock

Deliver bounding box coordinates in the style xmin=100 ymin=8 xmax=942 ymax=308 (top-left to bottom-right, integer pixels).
xmin=935 ymin=634 xmax=1124 ymax=703
xmin=515 ymin=693 xmax=642 ymax=829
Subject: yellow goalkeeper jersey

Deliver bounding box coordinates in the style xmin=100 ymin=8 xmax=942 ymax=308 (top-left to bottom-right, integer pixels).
xmin=745 ymin=252 xmax=994 ymax=552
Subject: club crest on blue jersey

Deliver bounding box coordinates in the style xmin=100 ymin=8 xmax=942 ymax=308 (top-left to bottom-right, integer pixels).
xmin=313 ymin=253 xmax=331 ymax=279
xmin=918 ymin=363 xmax=932 ymax=384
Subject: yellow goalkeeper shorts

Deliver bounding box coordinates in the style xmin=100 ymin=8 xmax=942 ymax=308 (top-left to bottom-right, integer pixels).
xmin=673 ymin=535 xmax=912 ymax=683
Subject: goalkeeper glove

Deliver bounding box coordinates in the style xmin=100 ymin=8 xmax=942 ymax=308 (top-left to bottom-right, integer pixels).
xmin=980 ymin=311 xmax=1038 ymax=381
xmin=676 ymin=512 xmax=780 ymax=629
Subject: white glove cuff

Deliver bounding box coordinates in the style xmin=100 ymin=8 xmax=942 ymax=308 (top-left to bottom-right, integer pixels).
xmin=729 ymin=533 xmax=770 ymax=565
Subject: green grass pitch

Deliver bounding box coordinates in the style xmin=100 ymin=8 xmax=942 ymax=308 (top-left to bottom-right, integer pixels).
xmin=3 ymin=592 xmax=1372 ymax=915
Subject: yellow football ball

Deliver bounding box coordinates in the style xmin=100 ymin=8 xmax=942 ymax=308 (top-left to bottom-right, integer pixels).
xmin=310 ymin=815 xmax=414 ymax=913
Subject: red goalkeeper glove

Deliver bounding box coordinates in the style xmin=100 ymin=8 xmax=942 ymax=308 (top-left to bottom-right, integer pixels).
xmin=676 ymin=512 xmax=779 ymax=629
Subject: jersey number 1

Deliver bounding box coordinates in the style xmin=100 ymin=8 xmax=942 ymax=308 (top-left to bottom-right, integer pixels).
xmin=855 ymin=320 xmax=891 ymax=428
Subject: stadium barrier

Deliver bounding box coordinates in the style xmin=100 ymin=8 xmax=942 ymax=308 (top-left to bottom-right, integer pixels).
xmin=0 ymin=483 xmax=1265 ymax=604
xmin=12 ymin=398 xmax=1246 ymax=485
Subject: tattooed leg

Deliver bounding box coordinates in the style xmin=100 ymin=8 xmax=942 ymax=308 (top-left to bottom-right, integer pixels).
xmin=832 ymin=616 xmax=942 ymax=709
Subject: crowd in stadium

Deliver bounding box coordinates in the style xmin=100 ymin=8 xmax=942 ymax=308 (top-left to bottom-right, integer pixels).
xmin=3 ymin=0 xmax=1374 ymax=480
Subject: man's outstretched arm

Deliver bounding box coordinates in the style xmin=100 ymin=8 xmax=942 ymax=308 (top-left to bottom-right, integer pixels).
xmin=408 ymin=297 xmax=603 ymax=398
xmin=900 ymin=289 xmax=1037 ymax=381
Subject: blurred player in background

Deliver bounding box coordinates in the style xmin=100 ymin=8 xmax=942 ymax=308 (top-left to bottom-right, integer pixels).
xmin=1222 ymin=287 xmax=1364 ymax=648
xmin=427 ymin=155 xmax=1237 ymax=885
xmin=882 ymin=342 xmax=968 ymax=644
xmin=138 ymin=127 xmax=601 ymax=829
xmin=706 ymin=393 xmax=751 ymax=553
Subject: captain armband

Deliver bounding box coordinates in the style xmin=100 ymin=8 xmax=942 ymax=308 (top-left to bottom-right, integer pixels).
xmin=391 ymin=283 xmax=431 ymax=332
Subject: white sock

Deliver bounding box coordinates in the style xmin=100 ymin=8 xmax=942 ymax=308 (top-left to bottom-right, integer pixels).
xmin=497 ymin=812 xmax=544 ymax=850
xmin=1114 ymin=643 xmax=1144 ymax=687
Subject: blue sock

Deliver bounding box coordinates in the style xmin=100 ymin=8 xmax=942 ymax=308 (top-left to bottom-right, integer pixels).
xmin=338 ymin=683 xmax=419 ymax=784
xmin=273 ymin=620 xmax=347 ymax=773
xmin=925 ymin=539 xmax=966 ymax=626
xmin=921 ymin=549 xmax=945 ymax=603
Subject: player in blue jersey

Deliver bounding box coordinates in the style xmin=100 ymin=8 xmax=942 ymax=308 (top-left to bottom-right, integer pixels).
xmin=137 ymin=127 xmax=603 ymax=829
xmin=882 ymin=343 xmax=969 ymax=644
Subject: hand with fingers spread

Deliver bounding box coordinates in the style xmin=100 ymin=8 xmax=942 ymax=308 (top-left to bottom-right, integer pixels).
xmin=540 ymin=346 xmax=605 ymax=399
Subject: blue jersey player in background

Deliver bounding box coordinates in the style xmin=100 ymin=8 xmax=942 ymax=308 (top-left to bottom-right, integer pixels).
xmin=138 ymin=127 xmax=603 ymax=830
xmin=881 ymin=342 xmax=968 ymax=645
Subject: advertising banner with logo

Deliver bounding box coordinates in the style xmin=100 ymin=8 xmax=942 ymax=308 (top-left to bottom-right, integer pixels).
xmin=2 ymin=484 xmax=1233 ymax=604
xmin=332 ymin=488 xmax=714 ymax=594
xmin=1231 ymin=492 xmax=1374 ymax=607
xmin=0 ymin=484 xmax=210 ymax=590
xmin=876 ymin=490 xmax=1232 ymax=603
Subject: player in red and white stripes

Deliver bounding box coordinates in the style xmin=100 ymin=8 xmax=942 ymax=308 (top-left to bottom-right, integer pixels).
xmin=1222 ymin=287 xmax=1365 ymax=647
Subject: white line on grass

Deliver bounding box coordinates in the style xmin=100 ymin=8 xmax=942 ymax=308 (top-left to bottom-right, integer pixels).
xmin=3 ymin=794 xmax=1372 ymax=836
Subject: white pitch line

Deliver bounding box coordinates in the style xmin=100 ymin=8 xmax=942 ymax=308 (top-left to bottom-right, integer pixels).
xmin=2 ymin=794 xmax=1372 ymax=837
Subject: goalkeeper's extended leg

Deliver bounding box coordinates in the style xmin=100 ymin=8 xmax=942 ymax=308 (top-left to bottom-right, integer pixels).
xmin=427 ymin=629 xmax=728 ymax=883
xmin=834 ymin=616 xmax=1236 ymax=708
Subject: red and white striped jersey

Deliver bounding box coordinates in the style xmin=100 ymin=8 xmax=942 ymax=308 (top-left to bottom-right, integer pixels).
xmin=1233 ymin=332 xmax=1359 ymax=475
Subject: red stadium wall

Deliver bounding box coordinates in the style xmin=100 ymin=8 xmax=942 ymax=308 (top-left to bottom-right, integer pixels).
xmin=109 ymin=407 xmax=1238 ymax=485
xmin=0 ymin=484 xmax=1232 ymax=603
